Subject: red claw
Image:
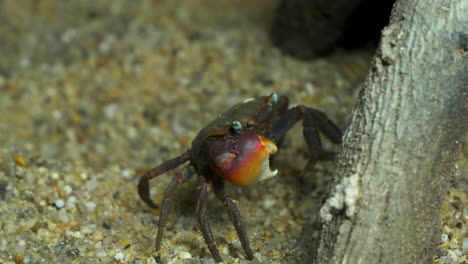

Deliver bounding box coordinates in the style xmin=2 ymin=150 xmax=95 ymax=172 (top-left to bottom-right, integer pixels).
xmin=209 ymin=131 xmax=278 ymax=186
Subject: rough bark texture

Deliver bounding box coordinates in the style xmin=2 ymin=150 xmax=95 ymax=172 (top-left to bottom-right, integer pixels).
xmin=311 ymin=0 xmax=467 ymax=263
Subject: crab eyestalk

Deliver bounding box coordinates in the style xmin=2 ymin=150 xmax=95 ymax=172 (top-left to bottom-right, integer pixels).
xmin=209 ymin=131 xmax=278 ymax=186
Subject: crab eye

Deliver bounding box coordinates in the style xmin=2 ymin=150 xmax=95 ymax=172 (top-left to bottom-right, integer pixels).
xmin=270 ymin=92 xmax=278 ymax=103
xmin=232 ymin=120 xmax=242 ymax=131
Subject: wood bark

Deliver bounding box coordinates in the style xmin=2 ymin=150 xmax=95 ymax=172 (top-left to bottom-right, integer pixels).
xmin=308 ymin=0 xmax=467 ymax=263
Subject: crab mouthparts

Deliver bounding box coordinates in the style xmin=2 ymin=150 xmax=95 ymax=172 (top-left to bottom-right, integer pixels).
xmin=210 ymin=131 xmax=278 ymax=186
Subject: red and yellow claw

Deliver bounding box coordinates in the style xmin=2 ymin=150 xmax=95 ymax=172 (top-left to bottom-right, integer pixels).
xmin=209 ymin=131 xmax=278 ymax=186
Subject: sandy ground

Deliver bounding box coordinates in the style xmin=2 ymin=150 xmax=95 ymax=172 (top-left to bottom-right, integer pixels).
xmin=0 ymin=1 xmax=466 ymax=264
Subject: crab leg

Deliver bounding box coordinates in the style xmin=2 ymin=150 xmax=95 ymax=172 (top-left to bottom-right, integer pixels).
xmin=301 ymin=107 xmax=326 ymax=171
xmin=196 ymin=176 xmax=222 ymax=262
xmin=154 ymin=166 xmax=192 ymax=258
xmin=213 ymin=179 xmax=255 ymax=260
xmin=303 ymin=107 xmax=342 ymax=144
xmin=267 ymin=105 xmax=342 ymax=171
xmin=268 ymin=106 xmax=341 ymax=143
xmin=266 ymin=106 xmax=302 ymax=143
xmin=138 ymin=150 xmax=191 ymax=208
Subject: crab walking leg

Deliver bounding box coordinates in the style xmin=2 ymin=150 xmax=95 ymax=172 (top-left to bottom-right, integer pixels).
xmin=266 ymin=106 xmax=303 ymax=143
xmin=196 ymin=176 xmax=222 ymax=262
xmin=154 ymin=166 xmax=189 ymax=256
xmin=267 ymin=106 xmax=323 ymax=168
xmin=267 ymin=105 xmax=342 ymax=144
xmin=213 ymin=180 xmax=255 ymax=260
xmin=266 ymin=105 xmax=342 ymax=171
xmin=138 ymin=150 xmax=191 ymax=208
xmin=301 ymin=107 xmax=324 ymax=172
xmin=303 ymin=107 xmax=342 ymax=144
xmin=301 ymin=106 xmax=343 ymax=171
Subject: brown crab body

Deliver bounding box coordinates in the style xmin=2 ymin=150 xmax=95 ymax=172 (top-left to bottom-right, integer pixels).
xmin=190 ymin=94 xmax=282 ymax=186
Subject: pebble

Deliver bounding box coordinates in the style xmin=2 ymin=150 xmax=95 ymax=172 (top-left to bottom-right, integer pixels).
xmin=19 ymin=58 xmax=30 ymax=68
xmin=104 ymin=103 xmax=119 ymax=119
xmin=262 ymin=199 xmax=276 ymax=209
xmin=61 ymin=28 xmax=76 ymax=43
xmin=80 ymin=225 xmax=94 ymax=234
xmin=114 ymin=252 xmax=124 ymax=261
xmin=120 ymin=237 xmax=130 ymax=248
xmin=66 ymin=248 xmax=80 ymax=259
xmin=447 ymin=250 xmax=459 ymax=260
xmin=52 ymin=109 xmax=63 ymax=120
xmin=178 ymin=251 xmax=192 ymax=259
xmin=80 ymin=172 xmax=88 ymax=181
xmin=146 ymin=257 xmax=157 ymax=264
xmin=23 ymin=255 xmax=35 ymax=264
xmin=54 ymin=199 xmax=65 ymax=209
xmin=441 ymin=233 xmax=449 ymax=243
xmin=50 ymin=172 xmax=60 ymax=180
xmin=131 ymin=259 xmax=145 ymax=264
xmin=93 ymin=231 xmax=104 ymax=242
xmin=0 ymin=239 xmax=7 ymax=251
xmin=462 ymin=238 xmax=468 ymax=250
xmin=272 ymin=220 xmax=287 ymax=232
xmin=65 ymin=230 xmax=82 ymax=238
xmin=14 ymin=156 xmax=27 ymax=167
xmin=221 ymin=246 xmax=229 ymax=255
xmin=95 ymin=242 xmax=102 ymax=250
xmin=201 ymin=257 xmax=215 ymax=264
xmin=304 ymin=82 xmax=317 ymax=95
xmin=14 ymin=253 xmax=24 ymax=263
xmin=67 ymin=196 xmax=77 ymax=207
xmin=121 ymin=169 xmax=132 ymax=179
xmin=85 ymin=201 xmax=96 ymax=212
xmin=63 ymin=185 xmax=73 ymax=195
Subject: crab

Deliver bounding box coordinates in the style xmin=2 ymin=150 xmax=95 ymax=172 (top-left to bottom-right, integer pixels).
xmin=138 ymin=93 xmax=342 ymax=262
